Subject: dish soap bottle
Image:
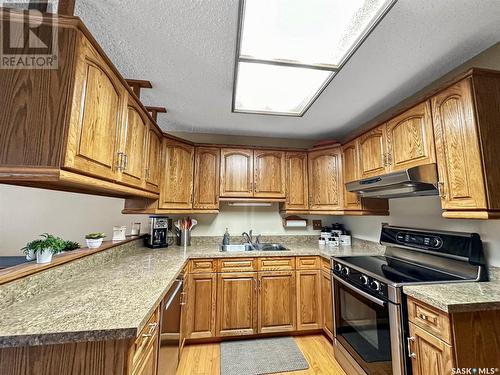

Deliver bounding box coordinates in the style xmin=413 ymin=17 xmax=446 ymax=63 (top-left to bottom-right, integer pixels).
xmin=222 ymin=228 xmax=231 ymax=245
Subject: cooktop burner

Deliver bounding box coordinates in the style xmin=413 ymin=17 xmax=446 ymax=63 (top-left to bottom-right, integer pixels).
xmin=337 ymin=255 xmax=465 ymax=284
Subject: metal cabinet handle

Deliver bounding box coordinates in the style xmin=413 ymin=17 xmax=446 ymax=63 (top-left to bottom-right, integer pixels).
xmin=117 ymin=152 xmax=125 ymax=171
xmin=142 ymin=322 xmax=158 ymax=338
xmin=123 ymin=153 xmax=128 ymax=170
xmin=437 ymin=182 xmax=446 ymax=199
xmin=382 ymin=153 xmax=387 ymax=167
xmin=407 ymin=336 xmax=416 ymax=358
xmin=387 ymin=153 xmax=392 ymax=166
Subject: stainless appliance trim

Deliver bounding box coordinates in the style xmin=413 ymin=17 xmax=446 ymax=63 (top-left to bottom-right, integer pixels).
xmin=346 ymin=163 xmax=438 ymax=198
xmin=332 ymin=274 xmax=386 ymax=307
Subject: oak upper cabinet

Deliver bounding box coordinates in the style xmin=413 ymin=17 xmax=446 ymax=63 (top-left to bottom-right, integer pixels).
xmin=216 ymin=273 xmax=258 ymax=337
xmin=258 ymin=271 xmax=296 ymax=334
xmin=64 ymin=35 xmax=126 ymax=181
xmin=408 ymin=322 xmax=454 ymax=375
xmin=144 ymin=125 xmax=162 ymax=192
xmin=431 ymin=78 xmax=488 ymax=214
xmin=220 ymin=148 xmax=254 ymax=197
xmin=283 ymin=152 xmax=309 ymax=211
xmin=118 ymin=95 xmax=149 ymax=188
xmin=386 ymin=101 xmax=435 ymax=171
xmin=186 ymin=273 xmax=217 ymax=339
xmin=320 ymin=270 xmax=333 ymax=339
xmin=159 ymin=139 xmax=194 ymax=209
xmin=341 ymin=139 xmax=361 ymax=210
xmin=253 ymin=150 xmax=286 ymax=198
xmin=308 ymin=147 xmax=343 ymax=211
xmin=296 ymin=270 xmax=322 ymax=330
xmin=358 ymin=125 xmax=388 ymax=179
xmin=193 ymin=147 xmax=220 ymax=210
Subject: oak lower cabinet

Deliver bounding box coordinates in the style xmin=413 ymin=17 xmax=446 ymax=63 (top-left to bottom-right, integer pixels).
xmin=308 ymin=147 xmax=343 ymax=211
xmin=258 ymin=271 xmax=296 ymax=333
xmin=296 ymin=269 xmax=322 ymax=330
xmin=193 ymin=147 xmax=220 ymax=210
xmin=408 ymin=322 xmax=453 ymax=375
xmin=186 ymin=273 xmax=217 ymax=339
xmin=320 ymin=269 xmax=333 ymax=339
xmin=159 ymin=139 xmax=195 ymax=209
xmin=216 ymin=272 xmax=258 ymax=337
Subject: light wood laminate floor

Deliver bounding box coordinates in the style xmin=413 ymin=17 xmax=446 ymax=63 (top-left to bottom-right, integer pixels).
xmin=176 ymin=335 xmax=347 ymax=375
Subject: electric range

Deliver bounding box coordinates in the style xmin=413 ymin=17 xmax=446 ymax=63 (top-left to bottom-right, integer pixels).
xmin=330 ymin=225 xmax=487 ymax=375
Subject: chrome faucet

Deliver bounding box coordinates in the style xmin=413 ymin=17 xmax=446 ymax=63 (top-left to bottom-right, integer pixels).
xmin=242 ymin=229 xmax=261 ymax=249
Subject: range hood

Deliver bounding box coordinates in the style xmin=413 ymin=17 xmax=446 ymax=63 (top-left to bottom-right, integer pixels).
xmin=346 ymin=163 xmax=439 ymax=199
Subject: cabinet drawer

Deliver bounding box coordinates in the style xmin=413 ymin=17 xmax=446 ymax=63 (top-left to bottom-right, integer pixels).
xmin=297 ymin=256 xmax=320 ymax=270
xmin=131 ymin=307 xmax=160 ymax=370
xmin=219 ymin=258 xmax=256 ymax=272
xmin=258 ymin=257 xmax=295 ymax=271
xmin=321 ymin=258 xmax=330 ymax=273
xmin=407 ymin=297 xmax=451 ymax=344
xmin=190 ymin=259 xmax=216 ymax=273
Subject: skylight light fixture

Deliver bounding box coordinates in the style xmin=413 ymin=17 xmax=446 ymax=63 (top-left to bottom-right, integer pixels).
xmin=232 ymin=0 xmax=397 ymax=116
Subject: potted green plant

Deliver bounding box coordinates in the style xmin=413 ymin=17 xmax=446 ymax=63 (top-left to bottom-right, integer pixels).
xmin=22 ymin=234 xmax=67 ymax=264
xmin=62 ymin=240 xmax=80 ymax=252
xmin=85 ymin=233 xmax=106 ymax=249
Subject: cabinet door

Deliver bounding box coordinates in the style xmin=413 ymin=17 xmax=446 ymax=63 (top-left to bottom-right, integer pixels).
xmin=431 ymin=78 xmax=487 ymax=210
xmin=308 ymin=147 xmax=343 ymax=210
xmin=220 ymin=148 xmax=254 ymax=197
xmin=186 ymin=273 xmax=217 ymax=339
xmin=65 ymin=37 xmax=126 ymax=180
xmin=216 ymin=273 xmax=257 ymax=337
xmin=409 ymin=322 xmax=454 ymax=375
xmin=159 ymin=139 xmax=194 ymax=209
xmin=253 ymin=150 xmax=286 ymax=198
xmin=193 ymin=147 xmax=220 ymax=209
xmin=132 ymin=338 xmax=158 ymax=375
xmin=321 ymin=270 xmax=333 ymax=339
xmin=296 ymin=270 xmax=322 ymax=330
xmin=257 ymin=271 xmax=296 ymax=334
xmin=145 ymin=125 xmax=162 ymax=192
xmin=358 ymin=125 xmax=388 ymax=179
xmin=342 ymin=139 xmax=361 ymax=210
xmin=119 ymin=95 xmax=148 ymax=187
xmin=284 ymin=152 xmax=309 ymax=210
xmin=386 ymin=101 xmax=435 ymax=171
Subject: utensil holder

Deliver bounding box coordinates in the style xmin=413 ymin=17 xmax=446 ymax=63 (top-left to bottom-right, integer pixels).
xmin=177 ymin=230 xmax=191 ymax=246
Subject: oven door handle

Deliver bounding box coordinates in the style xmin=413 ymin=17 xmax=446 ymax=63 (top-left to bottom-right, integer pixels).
xmin=332 ymin=274 xmax=386 ymax=307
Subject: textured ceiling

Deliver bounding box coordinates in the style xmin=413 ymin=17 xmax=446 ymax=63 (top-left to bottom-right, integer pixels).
xmin=75 ymin=0 xmax=500 ymax=139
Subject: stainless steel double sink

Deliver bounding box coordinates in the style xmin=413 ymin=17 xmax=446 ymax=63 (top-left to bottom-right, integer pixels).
xmin=219 ymin=243 xmax=289 ymax=252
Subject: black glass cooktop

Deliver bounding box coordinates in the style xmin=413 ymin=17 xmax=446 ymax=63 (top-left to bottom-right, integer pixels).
xmin=338 ymin=255 xmax=465 ymax=284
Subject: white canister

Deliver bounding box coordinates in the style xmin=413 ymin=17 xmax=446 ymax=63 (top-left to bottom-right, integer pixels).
xmin=340 ymin=235 xmax=352 ymax=246
xmin=112 ymin=226 xmax=127 ymax=241
xmin=36 ymin=249 xmax=53 ymax=264
xmin=328 ymin=238 xmax=339 ymax=247
xmin=318 ymin=238 xmax=326 ymax=246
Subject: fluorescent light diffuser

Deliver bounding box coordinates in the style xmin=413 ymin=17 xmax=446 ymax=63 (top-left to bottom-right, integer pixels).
xmin=233 ymin=0 xmax=396 ymax=116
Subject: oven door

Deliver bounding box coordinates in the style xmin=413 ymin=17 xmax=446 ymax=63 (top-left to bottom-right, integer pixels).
xmin=333 ymin=274 xmax=404 ymax=375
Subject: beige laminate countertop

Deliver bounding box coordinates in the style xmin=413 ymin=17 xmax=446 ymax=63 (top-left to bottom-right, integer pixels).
xmin=0 ymin=238 xmax=380 ymax=348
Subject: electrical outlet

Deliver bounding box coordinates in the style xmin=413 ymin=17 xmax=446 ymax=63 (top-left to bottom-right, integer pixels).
xmin=312 ymin=220 xmax=322 ymax=230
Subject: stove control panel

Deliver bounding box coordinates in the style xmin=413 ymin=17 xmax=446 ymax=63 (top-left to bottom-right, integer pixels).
xmin=331 ymin=260 xmax=388 ymax=299
xmin=396 ymin=231 xmax=443 ymax=249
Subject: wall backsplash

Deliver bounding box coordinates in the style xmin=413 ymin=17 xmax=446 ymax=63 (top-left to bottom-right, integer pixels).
xmin=0 ymin=185 xmax=331 ymax=256
xmin=339 ymin=196 xmax=500 ymax=267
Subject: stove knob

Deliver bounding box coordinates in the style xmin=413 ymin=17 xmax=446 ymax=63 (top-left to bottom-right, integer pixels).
xmin=334 ymin=263 xmax=342 ymax=272
xmin=341 ymin=266 xmax=350 ymax=276
xmin=370 ymin=280 xmax=381 ymax=291
xmin=360 ymin=275 xmax=369 ymax=286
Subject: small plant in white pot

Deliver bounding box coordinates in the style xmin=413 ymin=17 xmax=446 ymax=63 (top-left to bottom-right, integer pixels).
xmin=22 ymin=234 xmax=67 ymax=264
xmin=85 ymin=233 xmax=106 ymax=249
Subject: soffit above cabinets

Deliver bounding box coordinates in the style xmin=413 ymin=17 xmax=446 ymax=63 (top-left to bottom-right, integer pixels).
xmin=76 ymin=0 xmax=500 ymax=139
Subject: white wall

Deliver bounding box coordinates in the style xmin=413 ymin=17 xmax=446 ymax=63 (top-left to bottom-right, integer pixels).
xmin=339 ymin=196 xmax=500 ymax=267
xmin=0 ymin=185 xmax=329 ymax=256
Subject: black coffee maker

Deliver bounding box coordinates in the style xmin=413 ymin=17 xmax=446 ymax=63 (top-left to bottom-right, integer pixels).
xmin=144 ymin=216 xmax=171 ymax=248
